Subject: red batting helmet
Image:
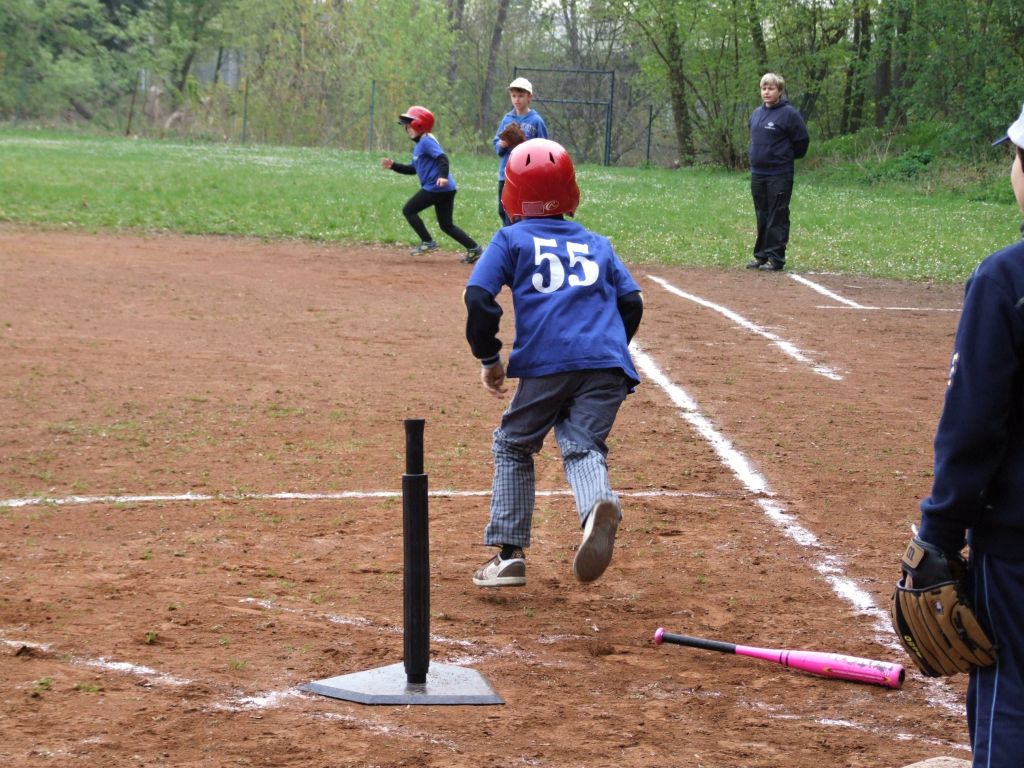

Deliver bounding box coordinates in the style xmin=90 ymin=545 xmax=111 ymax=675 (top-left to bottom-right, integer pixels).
xmin=501 ymin=139 xmax=580 ymax=220
xmin=398 ymin=106 xmax=435 ymax=134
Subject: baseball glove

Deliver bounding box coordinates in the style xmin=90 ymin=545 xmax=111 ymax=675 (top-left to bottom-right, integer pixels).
xmin=890 ymin=537 xmax=997 ymax=677
xmin=499 ymin=122 xmax=527 ymax=148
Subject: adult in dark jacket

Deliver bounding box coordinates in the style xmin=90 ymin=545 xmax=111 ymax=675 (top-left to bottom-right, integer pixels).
xmin=746 ymin=73 xmax=809 ymax=272
xmin=898 ymin=102 xmax=1024 ymax=767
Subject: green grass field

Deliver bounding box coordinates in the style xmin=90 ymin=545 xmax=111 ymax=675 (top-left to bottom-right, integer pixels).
xmin=1 ymin=129 xmax=1018 ymax=282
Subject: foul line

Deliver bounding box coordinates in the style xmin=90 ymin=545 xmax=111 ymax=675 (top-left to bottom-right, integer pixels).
xmin=646 ymin=274 xmax=842 ymax=381
xmin=631 ymin=340 xmax=875 ymax=616
xmin=0 ymin=488 xmax=725 ymax=510
xmin=631 ymin=340 xmax=959 ymax=712
xmin=813 ymin=305 xmax=960 ymax=312
xmin=791 ymin=273 xmax=960 ymax=313
xmin=788 ymin=273 xmax=864 ymax=308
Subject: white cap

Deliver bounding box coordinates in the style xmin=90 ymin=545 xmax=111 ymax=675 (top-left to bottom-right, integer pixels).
xmin=993 ymin=102 xmax=1024 ymax=149
xmin=508 ymin=77 xmax=533 ymax=94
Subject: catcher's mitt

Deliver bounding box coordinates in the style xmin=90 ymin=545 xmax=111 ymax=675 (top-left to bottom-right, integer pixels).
xmin=890 ymin=537 xmax=996 ymax=677
xmin=499 ymin=121 xmax=527 ymax=148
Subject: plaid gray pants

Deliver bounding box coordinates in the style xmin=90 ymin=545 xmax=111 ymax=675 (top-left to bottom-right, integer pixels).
xmin=483 ymin=369 xmax=629 ymax=548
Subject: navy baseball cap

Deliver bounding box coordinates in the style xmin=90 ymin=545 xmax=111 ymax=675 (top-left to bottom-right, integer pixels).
xmin=993 ymin=102 xmax=1024 ymax=148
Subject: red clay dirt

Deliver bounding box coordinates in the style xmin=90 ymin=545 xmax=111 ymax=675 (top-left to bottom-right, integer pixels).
xmin=0 ymin=227 xmax=971 ymax=766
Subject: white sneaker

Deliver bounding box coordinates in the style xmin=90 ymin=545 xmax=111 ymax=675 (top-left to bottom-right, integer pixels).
xmin=573 ymin=499 xmax=620 ymax=582
xmin=473 ymin=549 xmax=526 ymax=587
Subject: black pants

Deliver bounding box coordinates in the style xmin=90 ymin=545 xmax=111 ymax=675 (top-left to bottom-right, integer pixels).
xmin=403 ymin=189 xmax=477 ymax=249
xmin=497 ymin=180 xmax=511 ymax=226
xmin=751 ymin=172 xmax=794 ymax=266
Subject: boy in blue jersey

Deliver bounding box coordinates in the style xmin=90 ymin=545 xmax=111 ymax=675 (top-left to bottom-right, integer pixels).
xmin=493 ymin=78 xmax=548 ymax=226
xmin=464 ymin=139 xmax=643 ymax=587
xmin=382 ymin=105 xmax=483 ymax=264
xmin=893 ymin=103 xmax=1024 ymax=767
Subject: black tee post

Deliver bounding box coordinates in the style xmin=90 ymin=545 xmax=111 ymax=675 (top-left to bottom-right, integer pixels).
xmin=402 ymin=418 xmax=429 ymax=684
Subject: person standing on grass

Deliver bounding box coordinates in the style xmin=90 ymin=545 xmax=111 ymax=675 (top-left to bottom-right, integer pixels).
xmin=493 ymin=77 xmax=548 ymax=227
xmin=381 ymin=105 xmax=484 ymax=264
xmin=746 ymin=73 xmax=809 ymax=272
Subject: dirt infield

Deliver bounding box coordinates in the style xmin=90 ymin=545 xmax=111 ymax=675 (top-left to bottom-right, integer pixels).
xmin=1 ymin=227 xmax=972 ymax=766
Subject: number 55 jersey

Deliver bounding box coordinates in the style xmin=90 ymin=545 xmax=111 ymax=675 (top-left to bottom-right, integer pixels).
xmin=465 ymin=216 xmax=641 ymax=385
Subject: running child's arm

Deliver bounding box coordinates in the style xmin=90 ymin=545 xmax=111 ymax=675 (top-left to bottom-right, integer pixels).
xmin=617 ymin=291 xmax=644 ymax=342
xmin=464 ymin=286 xmax=503 ymax=366
xmin=464 ymin=285 xmax=507 ymax=397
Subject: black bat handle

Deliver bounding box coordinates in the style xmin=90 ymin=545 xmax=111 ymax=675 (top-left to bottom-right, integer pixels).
xmin=654 ymin=628 xmax=737 ymax=654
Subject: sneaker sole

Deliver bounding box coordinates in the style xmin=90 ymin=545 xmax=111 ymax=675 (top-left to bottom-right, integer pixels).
xmin=573 ymin=500 xmax=620 ymax=582
xmin=472 ymin=574 xmax=526 ymax=587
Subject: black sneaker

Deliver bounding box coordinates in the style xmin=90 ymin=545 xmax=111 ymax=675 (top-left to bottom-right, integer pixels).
xmin=461 ymin=245 xmax=483 ymax=264
xmin=410 ymin=241 xmax=439 ymax=256
xmin=746 ymin=259 xmax=767 ymax=269
xmin=472 ymin=548 xmax=526 ymax=587
xmin=758 ymin=261 xmax=784 ymax=272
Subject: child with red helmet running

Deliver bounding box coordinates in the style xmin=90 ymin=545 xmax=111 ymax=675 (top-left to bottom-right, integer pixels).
xmin=464 ymin=138 xmax=644 ymax=587
xmin=381 ymin=105 xmax=483 ymax=264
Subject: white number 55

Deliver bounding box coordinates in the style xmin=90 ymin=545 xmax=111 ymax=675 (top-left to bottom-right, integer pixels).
xmin=531 ymin=237 xmax=599 ymax=294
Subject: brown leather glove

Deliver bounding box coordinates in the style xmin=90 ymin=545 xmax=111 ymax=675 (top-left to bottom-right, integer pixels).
xmin=499 ymin=122 xmax=527 ymax=148
xmin=890 ymin=537 xmax=997 ymax=676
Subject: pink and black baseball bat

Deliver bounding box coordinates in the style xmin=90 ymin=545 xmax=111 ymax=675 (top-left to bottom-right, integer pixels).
xmin=653 ymin=628 xmax=904 ymax=689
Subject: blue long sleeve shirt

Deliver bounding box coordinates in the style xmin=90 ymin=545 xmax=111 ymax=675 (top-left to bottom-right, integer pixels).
xmin=919 ymin=238 xmax=1024 ymax=559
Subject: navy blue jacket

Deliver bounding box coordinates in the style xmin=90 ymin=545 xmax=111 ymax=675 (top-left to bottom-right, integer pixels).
xmin=748 ymin=97 xmax=809 ymax=175
xmin=920 ymin=238 xmax=1024 ymax=559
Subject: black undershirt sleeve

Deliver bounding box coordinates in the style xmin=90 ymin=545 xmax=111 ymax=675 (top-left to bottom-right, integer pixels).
xmin=464 ymin=285 xmax=503 ymax=365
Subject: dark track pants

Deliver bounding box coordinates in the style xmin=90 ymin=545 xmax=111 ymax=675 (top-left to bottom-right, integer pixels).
xmin=751 ymin=172 xmax=794 ymax=267
xmin=497 ymin=180 xmax=511 ymax=226
xmin=402 ymin=189 xmax=477 ymax=249
xmin=967 ymin=552 xmax=1024 ymax=767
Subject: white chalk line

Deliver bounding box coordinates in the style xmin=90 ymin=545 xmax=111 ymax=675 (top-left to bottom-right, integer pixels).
xmin=1 ymin=635 xmax=192 ymax=687
xmin=0 ymin=488 xmax=725 ymax=510
xmin=791 ymin=272 xmax=960 ymax=312
xmin=650 ymin=684 xmax=962 ymax=749
xmin=814 ymin=305 xmax=961 ymax=312
xmin=631 ymin=343 xmax=877 ymax=621
xmin=309 ymin=711 xmax=460 ymax=750
xmin=769 ymin=712 xmax=969 ymax=753
xmin=788 ymin=272 xmax=866 ymax=308
xmin=1 ymin=631 xmax=465 ymax=750
xmin=646 ymin=274 xmax=843 ymax=381
xmin=630 ymin=341 xmax=961 ymax=714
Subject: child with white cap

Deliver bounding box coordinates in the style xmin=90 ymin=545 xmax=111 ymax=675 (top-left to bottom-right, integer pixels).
xmin=492 ymin=76 xmax=548 ymax=226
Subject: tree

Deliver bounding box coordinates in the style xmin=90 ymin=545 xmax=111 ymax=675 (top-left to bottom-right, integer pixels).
xmin=745 ymin=0 xmax=768 ymax=75
xmin=478 ymin=0 xmax=512 ymax=135
xmin=0 ymin=0 xmax=132 ymax=121
xmin=617 ymin=0 xmax=698 ymax=164
xmin=130 ymin=0 xmax=239 ymax=105
xmin=840 ymin=0 xmax=871 ymax=134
